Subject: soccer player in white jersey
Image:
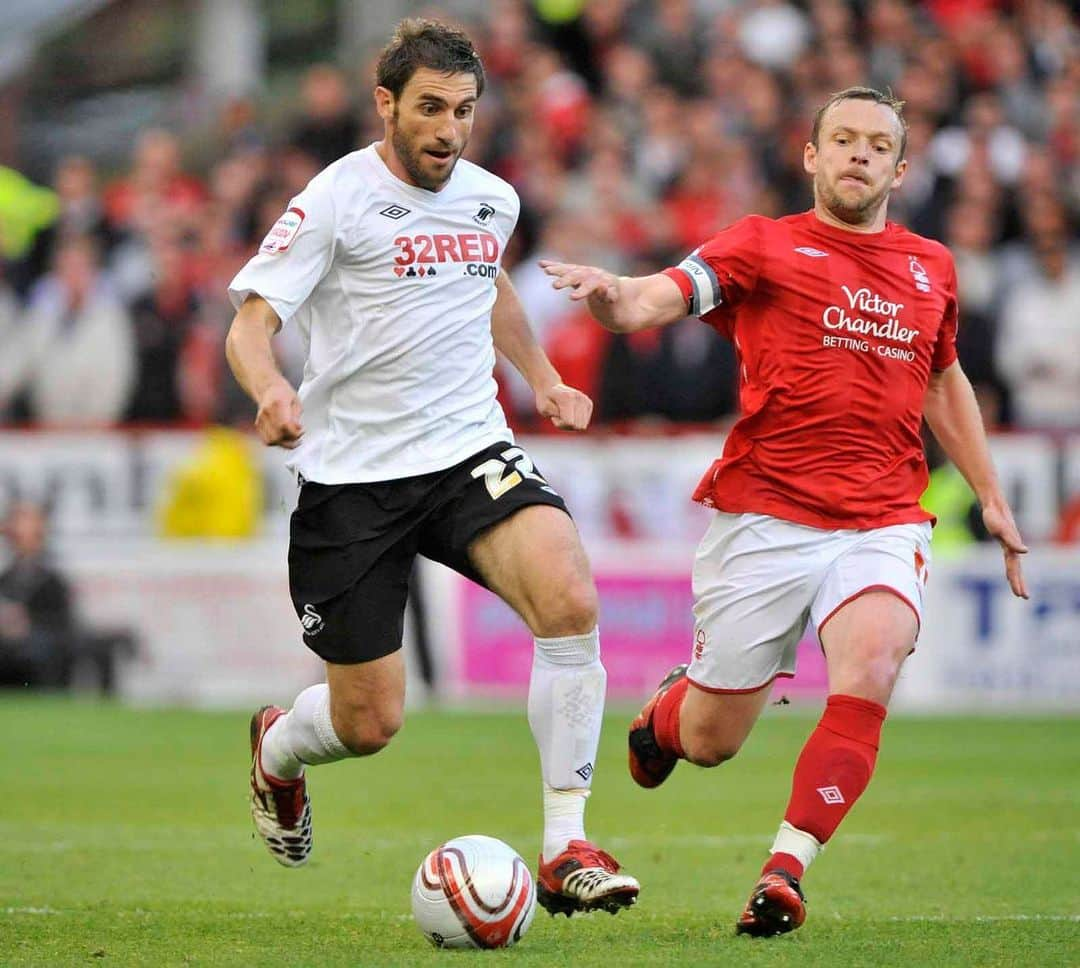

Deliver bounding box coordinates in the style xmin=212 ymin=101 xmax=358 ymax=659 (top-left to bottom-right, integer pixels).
xmin=224 ymin=19 xmax=639 ymax=916
xmin=541 ymin=88 xmax=1029 ymax=934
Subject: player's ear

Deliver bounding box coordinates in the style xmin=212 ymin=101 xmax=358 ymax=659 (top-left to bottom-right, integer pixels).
xmin=891 ymin=157 xmax=908 ymax=190
xmin=374 ymin=86 xmax=394 ymax=122
xmin=803 ymin=141 xmax=818 ymax=176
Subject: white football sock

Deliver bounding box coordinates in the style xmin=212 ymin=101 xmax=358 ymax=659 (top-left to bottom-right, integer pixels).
xmin=260 ymin=683 xmax=352 ymax=780
xmin=527 ymin=627 xmax=606 ymax=859
xmin=770 ymin=821 xmax=824 ymax=874
xmin=542 ymin=784 xmax=589 ymax=863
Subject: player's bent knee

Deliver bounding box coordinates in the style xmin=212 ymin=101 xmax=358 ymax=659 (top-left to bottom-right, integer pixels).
xmin=681 ymin=731 xmax=743 ymax=768
xmin=333 ymin=707 xmax=404 ymax=756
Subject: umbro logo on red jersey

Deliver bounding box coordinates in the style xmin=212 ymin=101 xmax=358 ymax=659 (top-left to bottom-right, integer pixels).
xmin=794 ymin=246 xmax=829 ymax=258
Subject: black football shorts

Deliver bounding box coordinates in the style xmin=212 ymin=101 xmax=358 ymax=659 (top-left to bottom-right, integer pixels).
xmin=287 ymin=442 xmax=570 ymax=664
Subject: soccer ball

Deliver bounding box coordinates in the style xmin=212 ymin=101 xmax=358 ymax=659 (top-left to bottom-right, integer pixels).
xmin=411 ymin=834 xmax=537 ymax=949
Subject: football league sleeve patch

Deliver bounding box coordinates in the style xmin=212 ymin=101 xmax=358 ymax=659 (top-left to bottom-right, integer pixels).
xmin=259 ymin=207 xmax=306 ymax=255
xmin=674 ymin=252 xmax=722 ymax=316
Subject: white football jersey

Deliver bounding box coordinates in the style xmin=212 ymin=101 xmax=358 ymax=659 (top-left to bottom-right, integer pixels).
xmin=229 ymin=144 xmax=519 ymax=483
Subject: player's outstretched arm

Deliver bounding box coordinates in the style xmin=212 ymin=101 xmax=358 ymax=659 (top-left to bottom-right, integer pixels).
xmin=225 ymin=294 xmax=304 ymax=449
xmin=539 ymin=261 xmax=688 ymax=333
xmin=491 ymin=272 xmax=592 ymax=431
xmin=924 ymin=362 xmax=1029 ymax=599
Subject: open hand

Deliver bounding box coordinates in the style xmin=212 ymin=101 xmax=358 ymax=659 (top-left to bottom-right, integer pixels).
xmin=982 ymin=502 xmax=1029 ymax=599
xmin=539 ymin=260 xmax=620 ymax=303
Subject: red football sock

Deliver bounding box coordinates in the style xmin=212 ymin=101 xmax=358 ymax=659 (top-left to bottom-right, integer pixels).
xmin=651 ymin=676 xmax=689 ymax=758
xmin=766 ymin=852 xmax=806 ymax=880
xmin=764 ymin=693 xmax=886 ymax=878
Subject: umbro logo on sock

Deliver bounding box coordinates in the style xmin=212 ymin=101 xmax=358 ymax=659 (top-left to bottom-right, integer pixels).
xmin=817 ymin=785 xmax=845 ymax=804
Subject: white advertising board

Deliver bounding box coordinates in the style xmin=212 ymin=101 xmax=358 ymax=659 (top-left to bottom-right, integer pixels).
xmin=51 ymin=536 xmax=1080 ymax=713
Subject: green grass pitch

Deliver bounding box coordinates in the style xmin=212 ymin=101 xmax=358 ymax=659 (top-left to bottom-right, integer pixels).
xmin=2 ymin=696 xmax=1077 ymax=966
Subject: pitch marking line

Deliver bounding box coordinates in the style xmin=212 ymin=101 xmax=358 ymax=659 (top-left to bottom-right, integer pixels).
xmin=4 ymin=907 xmax=1076 ymax=924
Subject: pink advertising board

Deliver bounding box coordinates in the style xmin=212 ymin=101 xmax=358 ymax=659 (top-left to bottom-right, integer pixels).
xmin=458 ymin=574 xmax=828 ymax=702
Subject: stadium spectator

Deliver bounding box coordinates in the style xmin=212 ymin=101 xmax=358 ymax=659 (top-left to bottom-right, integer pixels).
xmin=634 ymin=84 xmax=689 ymax=195
xmin=13 ymin=155 xmax=115 ymax=298
xmin=519 ymin=45 xmax=592 ymax=163
xmin=0 ymin=501 xmax=74 ymax=689
xmin=638 ymin=0 xmax=707 ymax=98
xmin=541 ymin=87 xmax=1028 ymax=936
xmin=943 ymin=198 xmax=1008 ymax=415
xmin=287 ymin=64 xmax=361 ymax=169
xmin=12 ymin=235 xmax=135 ymax=426
xmin=125 ymin=232 xmax=200 ymax=423
xmin=929 ymin=92 xmax=1028 ymax=187
xmin=996 ymin=229 xmax=1080 ymax=429
xmin=103 ymin=128 xmax=206 ymax=238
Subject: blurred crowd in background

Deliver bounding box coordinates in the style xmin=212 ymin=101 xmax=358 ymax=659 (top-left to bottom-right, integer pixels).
xmin=0 ymin=0 xmax=1077 ymax=437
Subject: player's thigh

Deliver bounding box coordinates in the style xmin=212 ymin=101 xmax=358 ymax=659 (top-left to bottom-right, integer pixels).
xmin=419 ymin=442 xmax=595 ymax=636
xmin=689 ymin=512 xmax=819 ymax=693
xmin=812 ymin=522 xmax=930 ymax=704
xmin=326 ymin=651 xmax=407 ymax=755
xmin=818 ymin=591 xmax=918 ymax=704
xmin=468 ymin=504 xmax=597 ymax=637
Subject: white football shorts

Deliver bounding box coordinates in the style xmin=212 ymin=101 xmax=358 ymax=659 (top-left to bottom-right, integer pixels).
xmin=688 ymin=512 xmax=932 ymax=692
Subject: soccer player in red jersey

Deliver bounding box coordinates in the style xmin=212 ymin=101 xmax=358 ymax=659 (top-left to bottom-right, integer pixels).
xmin=541 ymin=87 xmax=1029 ymax=936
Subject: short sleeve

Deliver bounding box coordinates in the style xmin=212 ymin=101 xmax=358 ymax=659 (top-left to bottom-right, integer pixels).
xmin=931 ymin=258 xmax=959 ymax=371
xmin=227 ymin=174 xmax=337 ymax=324
xmin=662 ymin=216 xmax=764 ymax=317
xmin=491 ymin=184 xmax=520 ymax=267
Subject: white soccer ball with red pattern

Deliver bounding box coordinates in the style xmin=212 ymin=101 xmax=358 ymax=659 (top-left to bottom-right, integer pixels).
xmin=411 ymin=834 xmax=537 ymax=949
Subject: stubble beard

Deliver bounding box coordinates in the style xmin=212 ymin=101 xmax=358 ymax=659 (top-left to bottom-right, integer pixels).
xmin=817 ymin=171 xmax=891 ymax=227
xmin=391 ymin=122 xmax=462 ymax=192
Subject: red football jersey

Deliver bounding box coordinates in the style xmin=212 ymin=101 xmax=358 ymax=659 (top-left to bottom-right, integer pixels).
xmin=663 ymin=211 xmax=958 ymax=530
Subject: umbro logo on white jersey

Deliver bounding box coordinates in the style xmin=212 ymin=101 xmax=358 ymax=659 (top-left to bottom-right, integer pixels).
xmin=379 ymin=204 xmax=411 ymax=220
xmin=795 ymin=246 xmax=829 ymax=258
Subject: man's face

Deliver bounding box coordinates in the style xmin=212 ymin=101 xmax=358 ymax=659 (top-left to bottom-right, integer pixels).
xmin=804 ymin=99 xmax=907 ymax=226
xmin=376 ymin=67 xmax=477 ymax=191
xmin=5 ymin=504 xmax=45 ymax=556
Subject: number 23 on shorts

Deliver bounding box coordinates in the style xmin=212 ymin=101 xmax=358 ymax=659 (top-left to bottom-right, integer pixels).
xmin=471 ymin=447 xmax=549 ymax=500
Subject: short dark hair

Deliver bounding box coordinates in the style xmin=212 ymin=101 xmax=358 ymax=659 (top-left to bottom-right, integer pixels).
xmin=811 ymin=86 xmax=908 ymax=160
xmin=375 ymin=18 xmax=485 ymax=100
